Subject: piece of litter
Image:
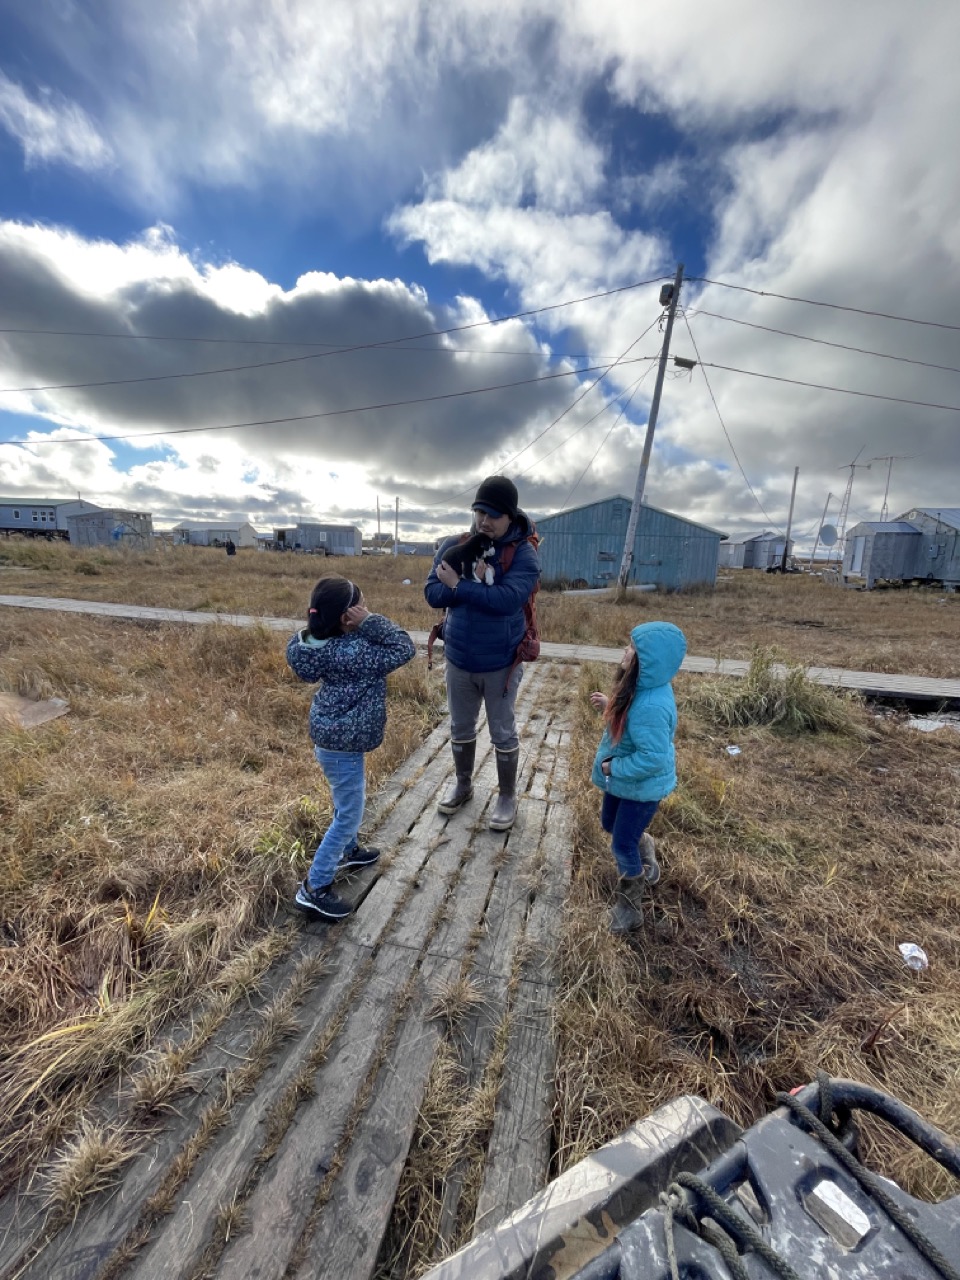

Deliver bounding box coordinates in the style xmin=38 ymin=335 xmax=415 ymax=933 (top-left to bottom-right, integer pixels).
xmin=898 ymin=942 xmax=929 ymax=971
xmin=401 ymin=578 xmax=412 ymax=585
xmin=0 ymin=693 xmax=70 ymax=730
xmin=725 ymin=745 xmax=742 ymax=756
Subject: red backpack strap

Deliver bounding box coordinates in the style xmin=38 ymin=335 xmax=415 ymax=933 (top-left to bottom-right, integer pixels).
xmin=426 ymin=618 xmax=444 ymax=670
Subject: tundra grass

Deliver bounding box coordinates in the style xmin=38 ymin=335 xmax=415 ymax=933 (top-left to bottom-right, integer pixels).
xmin=2 ymin=538 xmax=958 ymax=677
xmin=555 ymin=661 xmax=960 ymax=1203
xmin=0 ymin=607 xmax=445 ymax=1194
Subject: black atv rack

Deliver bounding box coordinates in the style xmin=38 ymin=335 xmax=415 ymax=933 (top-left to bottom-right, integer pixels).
xmin=423 ymin=1076 xmax=960 ymax=1280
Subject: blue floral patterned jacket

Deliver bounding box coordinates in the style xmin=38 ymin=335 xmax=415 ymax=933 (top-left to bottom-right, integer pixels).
xmin=286 ymin=614 xmax=416 ymax=753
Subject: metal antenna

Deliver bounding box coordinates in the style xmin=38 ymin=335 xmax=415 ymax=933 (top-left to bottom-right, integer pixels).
xmin=868 ymin=455 xmax=914 ymax=522
xmin=834 ymin=450 xmax=871 ymax=565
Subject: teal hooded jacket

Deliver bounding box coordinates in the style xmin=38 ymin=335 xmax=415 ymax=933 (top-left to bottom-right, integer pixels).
xmin=591 ymin=621 xmax=687 ymax=802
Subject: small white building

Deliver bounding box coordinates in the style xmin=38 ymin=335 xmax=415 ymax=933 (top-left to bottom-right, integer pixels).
xmin=274 ymin=523 xmax=362 ymax=555
xmin=171 ymin=520 xmax=259 ymax=548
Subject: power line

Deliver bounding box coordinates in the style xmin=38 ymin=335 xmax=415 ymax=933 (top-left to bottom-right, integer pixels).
xmin=558 ymin=359 xmax=659 ymax=512
xmin=697 ymin=361 xmax=960 ymax=412
xmin=690 ymin=309 xmax=960 ymax=376
xmin=423 ymin=314 xmax=664 ymax=509
xmin=0 ymin=273 xmax=670 ymax=348
xmin=0 ymin=341 xmax=653 ymax=397
xmin=0 ymin=359 xmax=659 ymax=450
xmin=690 ymin=277 xmax=960 ymax=332
xmin=682 ymin=315 xmax=784 ymax=533
xmin=514 ymin=366 xmax=653 ymax=478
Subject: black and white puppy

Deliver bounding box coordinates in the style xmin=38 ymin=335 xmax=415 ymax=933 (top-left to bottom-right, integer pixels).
xmin=441 ymin=532 xmax=494 ymax=579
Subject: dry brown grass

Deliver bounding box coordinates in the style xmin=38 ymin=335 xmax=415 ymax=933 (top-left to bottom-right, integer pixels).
xmin=1 ymin=540 xmax=958 ymax=1226
xmin=2 ymin=538 xmax=959 ymax=676
xmin=0 ymin=598 xmax=445 ymax=1194
xmin=555 ymin=661 xmax=960 ymax=1201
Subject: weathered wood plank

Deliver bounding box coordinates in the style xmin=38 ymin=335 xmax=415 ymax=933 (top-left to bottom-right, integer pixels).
xmin=288 ymin=721 xmax=562 ymax=1280
xmin=15 ymin=706 xmax=540 ymax=1280
xmin=0 ymin=930 xmax=330 ymax=1280
xmin=209 ymin=757 xmax=510 ymax=1280
xmin=122 ymin=741 xmax=508 ymax=1280
xmin=472 ymin=779 xmax=573 ymax=1234
xmin=0 ymin=647 xmax=572 ymax=1280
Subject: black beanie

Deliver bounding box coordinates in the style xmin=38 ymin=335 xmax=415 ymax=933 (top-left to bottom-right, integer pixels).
xmin=472 ymin=475 xmax=518 ymax=520
xmin=307 ymin=576 xmax=359 ymax=639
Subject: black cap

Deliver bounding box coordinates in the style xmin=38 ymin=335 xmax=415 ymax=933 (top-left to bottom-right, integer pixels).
xmin=472 ymin=475 xmax=518 ymax=520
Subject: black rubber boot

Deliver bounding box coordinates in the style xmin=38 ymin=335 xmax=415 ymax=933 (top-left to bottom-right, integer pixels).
xmin=489 ymin=747 xmax=519 ymax=831
xmin=437 ymin=739 xmax=476 ymax=815
xmin=610 ymin=875 xmax=645 ymax=934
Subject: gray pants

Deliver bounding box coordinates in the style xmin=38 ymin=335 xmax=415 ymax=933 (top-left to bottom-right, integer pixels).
xmin=446 ymin=661 xmax=523 ymax=752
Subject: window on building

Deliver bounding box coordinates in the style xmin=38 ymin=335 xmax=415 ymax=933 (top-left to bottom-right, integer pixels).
xmin=12 ymin=509 xmax=19 ymax=519
xmin=40 ymin=512 xmax=48 ymax=522
xmin=32 ymin=511 xmax=39 ymax=522
xmin=48 ymin=510 xmax=56 ymax=520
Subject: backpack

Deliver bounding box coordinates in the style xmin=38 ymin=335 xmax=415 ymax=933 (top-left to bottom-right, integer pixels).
xmin=427 ymin=528 xmax=541 ymax=686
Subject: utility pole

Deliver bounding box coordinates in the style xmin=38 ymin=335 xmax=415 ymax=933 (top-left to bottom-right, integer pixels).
xmin=780 ymin=466 xmax=799 ymax=572
xmin=809 ymin=491 xmax=833 ymax=567
xmin=393 ymin=497 xmax=399 ymax=556
xmin=617 ymin=263 xmax=684 ymax=590
xmin=377 ymin=497 xmax=381 ymax=542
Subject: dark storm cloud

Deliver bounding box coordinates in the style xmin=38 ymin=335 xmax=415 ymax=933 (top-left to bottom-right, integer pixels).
xmin=0 ymin=226 xmax=580 ymax=480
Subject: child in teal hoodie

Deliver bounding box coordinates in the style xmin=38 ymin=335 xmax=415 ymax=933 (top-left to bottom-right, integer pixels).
xmin=590 ymin=621 xmax=687 ymax=933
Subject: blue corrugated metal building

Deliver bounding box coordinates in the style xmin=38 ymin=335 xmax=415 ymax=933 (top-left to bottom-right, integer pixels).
xmin=532 ymin=495 xmax=725 ymax=589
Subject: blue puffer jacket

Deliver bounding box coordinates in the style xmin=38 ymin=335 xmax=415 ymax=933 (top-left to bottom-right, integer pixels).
xmin=286 ymin=614 xmax=415 ymax=753
xmin=424 ymin=512 xmax=540 ymax=673
xmin=591 ymin=621 xmax=687 ymax=801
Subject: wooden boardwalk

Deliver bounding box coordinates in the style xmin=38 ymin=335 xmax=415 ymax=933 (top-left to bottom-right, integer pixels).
xmin=0 ymin=663 xmax=572 ymax=1280
xmin=2 ymin=594 xmax=959 ymax=702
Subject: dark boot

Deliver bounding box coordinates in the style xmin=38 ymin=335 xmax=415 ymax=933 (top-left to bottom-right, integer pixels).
xmin=610 ymin=875 xmax=645 ymax=934
xmin=489 ymin=748 xmax=519 ymax=831
xmin=438 ymin=739 xmax=476 ymax=815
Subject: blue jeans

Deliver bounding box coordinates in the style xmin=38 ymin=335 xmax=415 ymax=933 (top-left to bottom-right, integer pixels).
xmin=600 ymin=794 xmax=659 ymax=878
xmin=307 ymin=747 xmax=365 ymax=890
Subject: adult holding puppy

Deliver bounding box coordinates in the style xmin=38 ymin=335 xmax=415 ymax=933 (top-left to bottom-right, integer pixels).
xmin=425 ymin=476 xmax=540 ymax=830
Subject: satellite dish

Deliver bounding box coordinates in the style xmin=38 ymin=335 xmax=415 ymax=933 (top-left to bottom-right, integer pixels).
xmin=819 ymin=523 xmax=838 ymax=547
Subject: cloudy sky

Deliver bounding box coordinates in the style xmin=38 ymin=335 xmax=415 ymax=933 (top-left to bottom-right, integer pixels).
xmin=1 ymin=0 xmax=958 ymax=545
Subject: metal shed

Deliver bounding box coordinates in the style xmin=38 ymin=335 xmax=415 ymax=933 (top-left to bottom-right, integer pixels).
xmin=717 ymin=530 xmax=792 ymax=570
xmin=171 ymin=521 xmax=259 ymax=548
xmin=844 ymin=508 xmax=960 ymax=588
xmin=293 ymin=523 xmax=362 ymax=556
xmin=532 ymin=495 xmax=725 ymax=590
xmin=66 ymin=509 xmax=154 ymax=549
xmin=897 ymin=508 xmax=960 ymax=586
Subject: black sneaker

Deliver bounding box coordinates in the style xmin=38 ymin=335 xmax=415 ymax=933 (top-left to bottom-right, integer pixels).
xmin=336 ymin=844 xmax=381 ymax=873
xmin=294 ymin=880 xmax=351 ymax=921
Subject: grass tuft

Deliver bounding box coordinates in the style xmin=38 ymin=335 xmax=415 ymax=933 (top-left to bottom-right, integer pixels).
xmin=687 ymin=647 xmax=869 ymax=736
xmin=42 ymin=1118 xmax=141 ymax=1218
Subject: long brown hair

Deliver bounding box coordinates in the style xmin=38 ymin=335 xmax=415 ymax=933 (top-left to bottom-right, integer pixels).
xmin=604 ymin=647 xmax=639 ymax=744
